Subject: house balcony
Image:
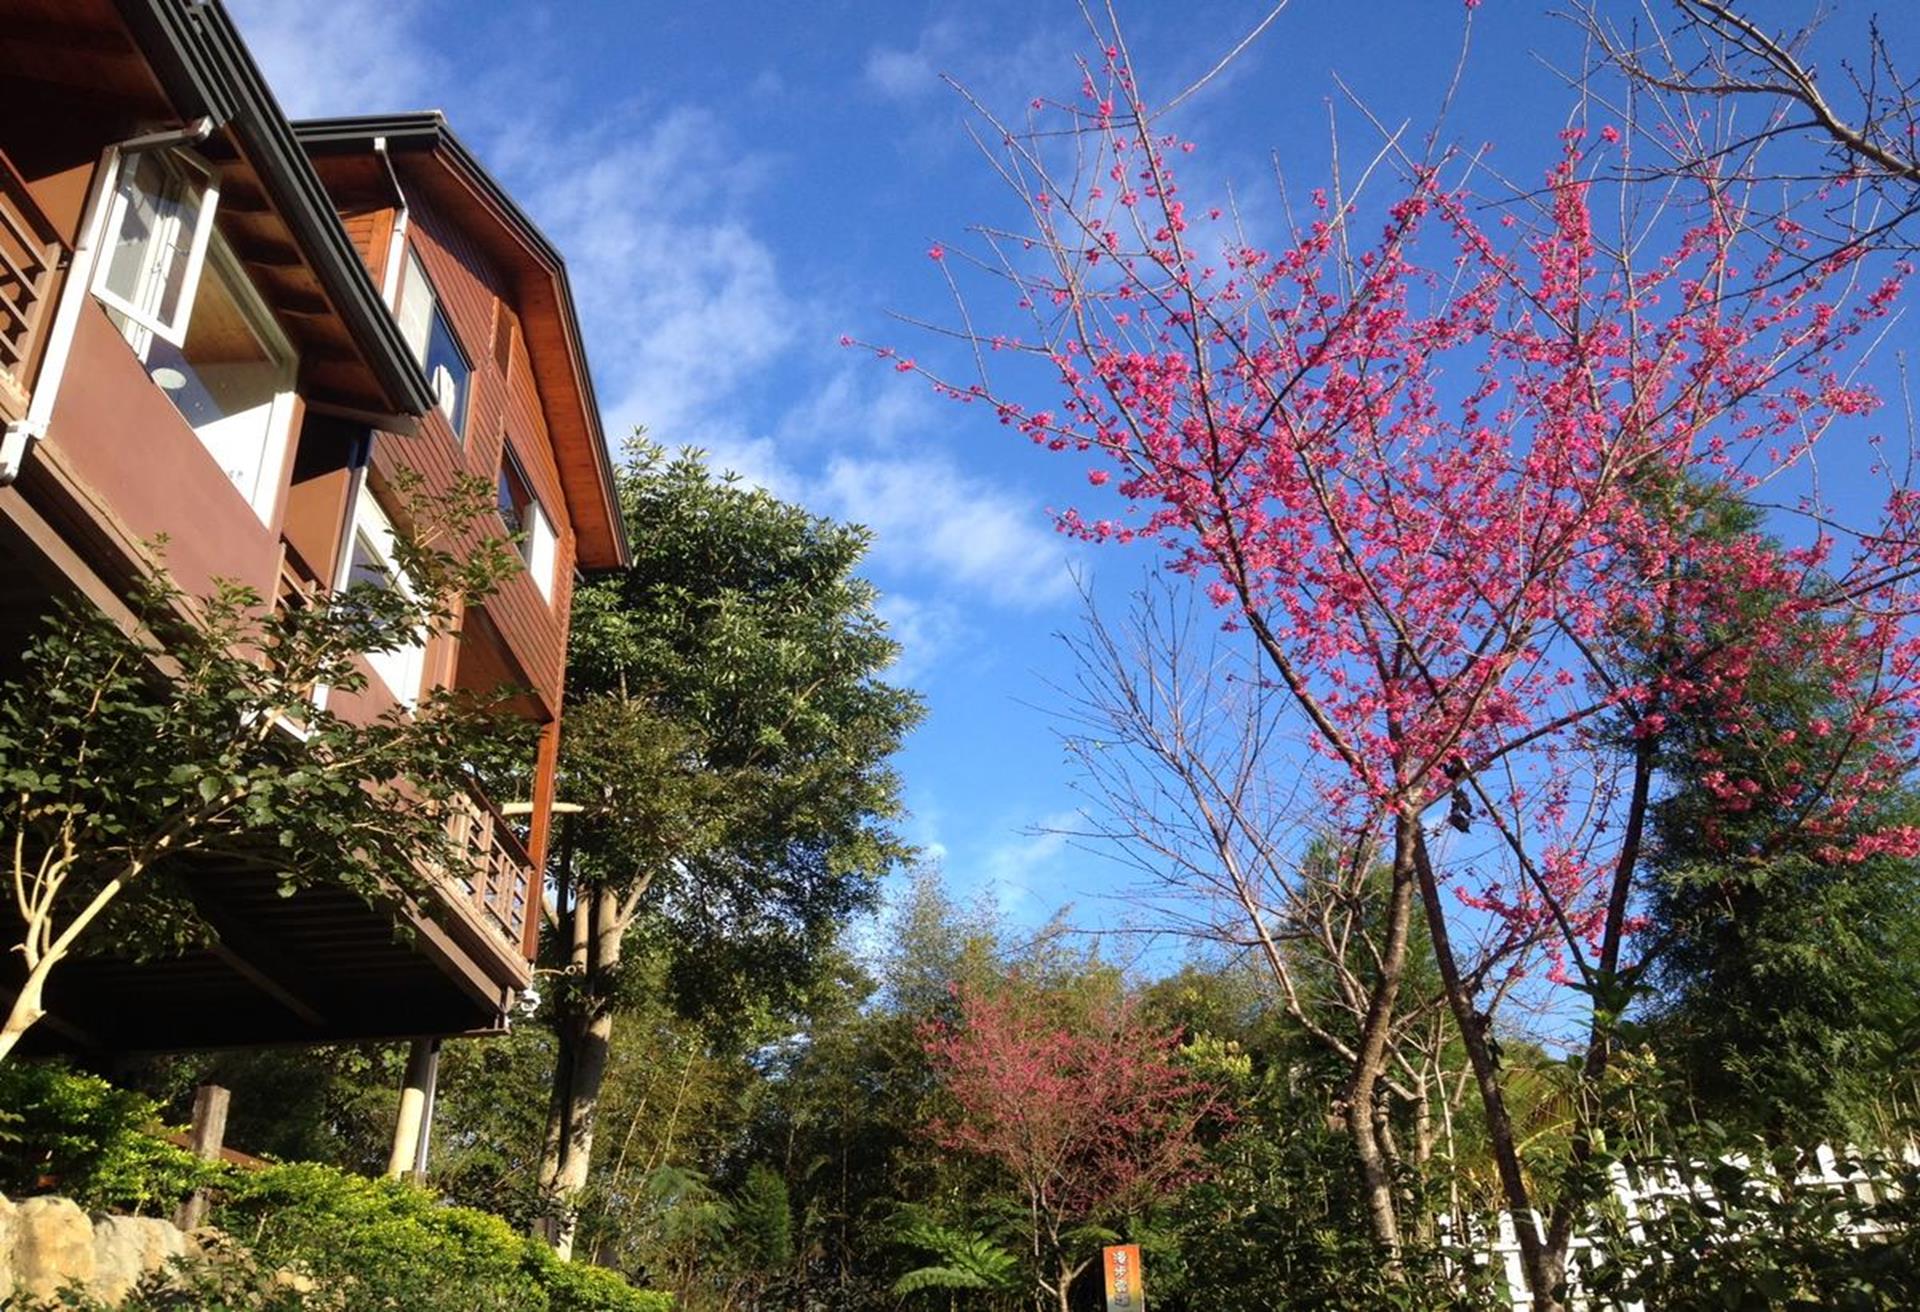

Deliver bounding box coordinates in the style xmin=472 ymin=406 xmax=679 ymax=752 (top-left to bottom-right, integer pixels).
xmin=1 ymin=773 xmax=538 ymax=1055
xmin=0 ymin=147 xmax=65 ymax=425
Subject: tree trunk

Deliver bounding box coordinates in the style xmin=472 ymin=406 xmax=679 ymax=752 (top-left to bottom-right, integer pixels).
xmin=1343 ymin=812 xmax=1421 ymax=1265
xmin=549 ymin=883 xmax=624 ymax=1261
xmin=1543 ymin=734 xmax=1655 ymax=1274
xmin=0 ymin=963 xmax=50 ymax=1065
xmin=1411 ymin=829 xmax=1563 ymax=1311
xmin=2 ymin=867 xmax=132 ymax=1065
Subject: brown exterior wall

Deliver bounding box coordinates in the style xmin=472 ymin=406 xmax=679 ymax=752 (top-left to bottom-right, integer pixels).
xmin=36 ymin=302 xmax=282 ymax=605
xmin=363 ymin=192 xmax=577 ymax=717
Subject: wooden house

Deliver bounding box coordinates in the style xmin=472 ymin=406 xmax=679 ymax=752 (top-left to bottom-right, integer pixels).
xmin=0 ymin=0 xmax=626 ymax=1066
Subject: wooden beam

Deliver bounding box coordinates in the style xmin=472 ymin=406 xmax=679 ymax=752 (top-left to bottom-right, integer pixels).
xmin=175 ymin=1085 xmax=230 ymax=1228
xmin=195 ymin=905 xmax=330 ymax=1029
xmin=218 ymin=182 xmax=271 ymax=214
xmin=205 ymin=941 xmax=328 ymax=1028
xmin=228 ymin=235 xmax=304 ymax=269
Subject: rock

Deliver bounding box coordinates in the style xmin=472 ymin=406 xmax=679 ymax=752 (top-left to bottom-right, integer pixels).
xmin=183 ymin=1224 xmax=229 ymax=1262
xmin=0 ymin=1192 xmax=17 ymax=1301
xmin=273 ymin=1265 xmax=318 ymax=1294
xmin=91 ymin=1214 xmax=188 ymax=1303
xmin=13 ymin=1196 xmax=94 ymax=1300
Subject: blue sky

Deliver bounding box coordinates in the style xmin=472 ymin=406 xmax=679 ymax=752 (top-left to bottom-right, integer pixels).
xmin=228 ymin=0 xmax=1919 ymax=949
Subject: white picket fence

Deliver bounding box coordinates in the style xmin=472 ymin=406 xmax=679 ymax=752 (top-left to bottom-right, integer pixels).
xmin=1440 ymin=1142 xmax=1920 ymax=1310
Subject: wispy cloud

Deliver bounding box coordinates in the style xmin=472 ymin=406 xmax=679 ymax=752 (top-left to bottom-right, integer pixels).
xmin=814 ymin=453 xmax=1071 ymax=608
xmin=874 ymin=592 xmax=969 ymax=687
xmin=229 ymin=0 xmax=442 ymax=117
xmin=228 ymin=0 xmax=1075 ymax=669
xmin=969 ymin=812 xmax=1081 ymax=916
xmin=864 ymin=19 xmax=962 ymax=101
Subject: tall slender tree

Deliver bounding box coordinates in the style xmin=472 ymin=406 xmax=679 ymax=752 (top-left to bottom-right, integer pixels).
xmin=538 ymin=440 xmax=921 ymax=1257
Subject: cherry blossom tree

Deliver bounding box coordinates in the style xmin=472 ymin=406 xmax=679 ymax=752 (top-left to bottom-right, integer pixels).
xmin=925 ymin=983 xmax=1220 ymax=1312
xmin=874 ymin=8 xmax=1920 ymax=1305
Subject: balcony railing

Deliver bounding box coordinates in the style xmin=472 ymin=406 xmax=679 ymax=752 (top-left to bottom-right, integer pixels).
xmin=0 ymin=149 xmax=65 ymax=423
xmin=447 ymin=784 xmax=535 ymax=957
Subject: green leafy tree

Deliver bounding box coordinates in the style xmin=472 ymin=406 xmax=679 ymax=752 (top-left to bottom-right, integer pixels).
xmin=0 ymin=473 xmax=516 ymax=1061
xmin=1632 ymin=494 xmax=1920 ymax=1140
xmin=537 ymin=439 xmax=921 ymax=1256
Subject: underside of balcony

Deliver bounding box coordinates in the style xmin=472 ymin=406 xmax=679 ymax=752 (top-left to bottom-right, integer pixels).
xmin=7 ymin=851 xmax=533 ymax=1055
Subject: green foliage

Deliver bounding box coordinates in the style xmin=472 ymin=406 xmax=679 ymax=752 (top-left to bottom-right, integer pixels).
xmin=729 ymin=1164 xmax=793 ymax=1275
xmin=1638 ymin=491 xmax=1920 ymax=1140
xmin=558 ymin=437 xmax=923 ymax=1028
xmin=1166 ymin=1060 xmax=1495 ymax=1312
xmin=0 ymin=1062 xmax=210 ymax=1212
xmin=0 ymin=470 xmax=522 ymax=1057
xmin=888 ymin=1214 xmax=1021 ymax=1299
xmin=1582 ymin=1142 xmax=1920 ymax=1311
xmin=215 ymin=1160 xmax=669 ymax=1312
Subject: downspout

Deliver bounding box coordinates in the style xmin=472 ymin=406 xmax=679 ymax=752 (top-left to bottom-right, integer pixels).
xmin=1 ymin=118 xmax=214 ymax=485
xmin=373 ymin=136 xmax=411 ymax=306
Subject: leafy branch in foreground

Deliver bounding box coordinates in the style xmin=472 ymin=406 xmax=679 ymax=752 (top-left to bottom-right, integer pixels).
xmin=0 ymin=471 xmax=520 ymax=1061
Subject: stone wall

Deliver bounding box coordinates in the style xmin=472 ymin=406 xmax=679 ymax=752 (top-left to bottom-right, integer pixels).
xmin=0 ymin=1194 xmax=200 ymax=1306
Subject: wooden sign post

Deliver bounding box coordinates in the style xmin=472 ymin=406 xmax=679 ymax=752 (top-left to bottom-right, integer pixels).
xmin=1102 ymin=1243 xmax=1145 ymax=1311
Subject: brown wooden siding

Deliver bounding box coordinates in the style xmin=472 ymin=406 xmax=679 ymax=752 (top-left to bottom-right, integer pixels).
xmin=37 ymin=302 xmax=282 ymax=605
xmin=363 ymin=192 xmax=576 ymax=716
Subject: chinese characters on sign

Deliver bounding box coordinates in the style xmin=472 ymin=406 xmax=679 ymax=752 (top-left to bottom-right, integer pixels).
xmin=1103 ymin=1243 xmax=1145 ymax=1311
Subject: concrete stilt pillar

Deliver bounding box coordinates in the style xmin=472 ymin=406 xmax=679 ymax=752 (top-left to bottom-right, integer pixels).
xmin=386 ymin=1037 xmax=442 ymax=1180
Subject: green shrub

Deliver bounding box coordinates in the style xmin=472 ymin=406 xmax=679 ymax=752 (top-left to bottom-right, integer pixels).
xmin=524 ymin=1241 xmax=676 ymax=1312
xmin=0 ymin=1062 xmax=210 ymax=1213
xmin=1582 ymin=1144 xmax=1920 ymax=1311
xmin=216 ymin=1160 xmax=671 ymax=1312
xmin=0 ymin=1066 xmax=669 ymax=1311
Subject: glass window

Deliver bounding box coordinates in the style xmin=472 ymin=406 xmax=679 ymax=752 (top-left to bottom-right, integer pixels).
xmin=92 ymin=150 xmax=219 ymax=347
xmin=497 ymin=452 xmax=532 ymax=537
xmin=142 ymin=240 xmax=297 ymax=518
xmin=341 ymin=489 xmax=427 ymax=707
xmin=397 ymin=251 xmax=471 ymax=439
xmin=497 ymin=449 xmax=558 ymax=601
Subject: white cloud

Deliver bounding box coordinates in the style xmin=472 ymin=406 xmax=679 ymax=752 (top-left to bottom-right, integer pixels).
xmin=863 ymin=19 xmax=967 ymax=102
xmin=874 ymin=592 xmax=969 ymax=686
xmin=229 ymin=0 xmax=442 ymax=117
xmin=813 ymin=453 xmax=1072 ymax=608
xmin=230 ymin=0 xmax=1074 ymax=665
xmin=971 ymin=812 xmax=1080 ymax=915
xmin=865 ymin=45 xmax=940 ymax=101
xmin=510 ymin=108 xmax=795 ymax=451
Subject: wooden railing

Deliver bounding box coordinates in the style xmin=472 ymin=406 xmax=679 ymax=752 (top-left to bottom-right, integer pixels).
xmin=447 ymin=784 xmax=535 ymax=957
xmin=0 ymin=149 xmax=65 ymax=423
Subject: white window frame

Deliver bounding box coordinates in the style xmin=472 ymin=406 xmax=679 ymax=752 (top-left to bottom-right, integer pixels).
xmin=525 ymin=498 xmax=559 ymax=602
xmin=161 ymin=236 xmax=301 ymax=524
xmin=498 ymin=446 xmax=560 ymax=603
xmin=339 ymin=484 xmax=428 ymax=709
xmin=88 ymin=148 xmax=220 ymax=349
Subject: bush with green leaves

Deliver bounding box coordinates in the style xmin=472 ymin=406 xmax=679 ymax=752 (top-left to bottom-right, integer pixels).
xmin=214 ymin=1161 xmax=671 ymax=1312
xmin=0 ymin=1062 xmax=210 ymax=1213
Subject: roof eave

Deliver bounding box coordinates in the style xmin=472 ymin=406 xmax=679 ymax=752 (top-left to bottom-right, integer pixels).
xmin=111 ymin=0 xmax=436 ymax=423
xmin=295 ymin=114 xmax=631 ymax=568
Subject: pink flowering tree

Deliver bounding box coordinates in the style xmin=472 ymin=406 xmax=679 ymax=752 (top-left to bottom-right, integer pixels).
xmin=872 ymin=11 xmax=1920 ymax=1306
xmin=924 ymin=983 xmax=1220 ymax=1312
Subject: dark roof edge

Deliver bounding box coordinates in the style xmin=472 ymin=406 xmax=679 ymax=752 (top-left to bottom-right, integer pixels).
xmin=295 ymin=113 xmax=631 ymax=567
xmin=113 ymin=0 xmax=436 ymax=424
